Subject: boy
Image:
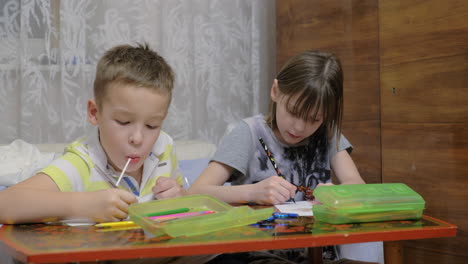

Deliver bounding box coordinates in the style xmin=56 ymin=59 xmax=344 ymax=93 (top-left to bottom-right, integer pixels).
xmin=0 ymin=43 xmax=185 ymax=224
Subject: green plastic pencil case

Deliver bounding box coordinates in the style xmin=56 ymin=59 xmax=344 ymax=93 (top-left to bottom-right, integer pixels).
xmin=129 ymin=194 xmax=273 ymax=237
xmin=312 ymin=183 xmax=425 ymax=224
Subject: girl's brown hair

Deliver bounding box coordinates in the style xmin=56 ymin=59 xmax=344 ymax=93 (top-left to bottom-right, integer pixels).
xmin=266 ymin=50 xmax=343 ymax=141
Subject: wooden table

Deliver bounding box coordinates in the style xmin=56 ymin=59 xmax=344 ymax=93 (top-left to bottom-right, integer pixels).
xmin=0 ymin=215 xmax=457 ymax=264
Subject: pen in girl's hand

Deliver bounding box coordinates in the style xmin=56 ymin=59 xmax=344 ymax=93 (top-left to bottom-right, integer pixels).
xmin=258 ymin=137 xmax=296 ymax=203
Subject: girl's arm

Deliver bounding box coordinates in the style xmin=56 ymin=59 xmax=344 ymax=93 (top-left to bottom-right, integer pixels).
xmin=188 ymin=161 xmax=295 ymax=205
xmin=0 ymin=173 xmax=137 ymax=224
xmin=188 ymin=161 xmax=252 ymax=203
xmin=331 ymin=150 xmax=365 ymax=184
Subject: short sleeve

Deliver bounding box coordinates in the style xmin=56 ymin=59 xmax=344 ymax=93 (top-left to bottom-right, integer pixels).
xmin=40 ymin=151 xmax=88 ymax=192
xmin=211 ymin=121 xmax=253 ymax=177
xmin=328 ymin=134 xmax=353 ymax=160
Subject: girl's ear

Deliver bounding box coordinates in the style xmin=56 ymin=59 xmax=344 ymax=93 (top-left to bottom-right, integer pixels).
xmin=270 ymin=79 xmax=280 ymax=102
xmin=87 ymin=99 xmax=99 ymax=126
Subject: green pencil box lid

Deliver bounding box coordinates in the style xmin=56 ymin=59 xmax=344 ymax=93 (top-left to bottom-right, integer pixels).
xmin=312 ymin=183 xmax=425 ymax=224
xmin=129 ymin=194 xmax=273 ymax=237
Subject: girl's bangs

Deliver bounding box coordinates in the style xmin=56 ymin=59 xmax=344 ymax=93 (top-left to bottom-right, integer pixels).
xmin=286 ymin=87 xmax=323 ymax=122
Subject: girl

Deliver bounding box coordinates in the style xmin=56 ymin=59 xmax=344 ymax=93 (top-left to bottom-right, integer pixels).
xmin=189 ymin=50 xmax=371 ymax=264
xmin=189 ymin=50 xmax=365 ymax=205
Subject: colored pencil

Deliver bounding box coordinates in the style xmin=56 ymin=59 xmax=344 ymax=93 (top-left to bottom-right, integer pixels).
xmin=145 ymin=207 xmax=190 ymax=217
xmin=95 ymin=220 xmax=138 ymax=228
xmin=149 ymin=210 xmax=215 ymax=222
xmin=96 ymin=225 xmax=142 ymax=232
xmin=258 ymin=137 xmax=296 ymax=203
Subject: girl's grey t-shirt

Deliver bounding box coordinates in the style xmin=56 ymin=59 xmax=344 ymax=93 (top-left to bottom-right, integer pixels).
xmin=212 ymin=115 xmax=352 ymax=201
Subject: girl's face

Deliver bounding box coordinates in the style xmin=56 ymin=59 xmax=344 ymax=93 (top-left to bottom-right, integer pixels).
xmin=271 ymin=81 xmax=323 ymax=145
xmin=87 ymin=83 xmax=170 ymax=180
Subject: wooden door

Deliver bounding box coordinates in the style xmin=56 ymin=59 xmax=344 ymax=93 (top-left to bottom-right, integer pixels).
xmin=380 ymin=0 xmax=468 ymax=263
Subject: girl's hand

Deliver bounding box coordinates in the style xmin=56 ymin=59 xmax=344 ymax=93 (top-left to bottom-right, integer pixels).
xmin=152 ymin=177 xmax=186 ymax=199
xmin=76 ymin=189 xmax=138 ymax=223
xmin=250 ymin=176 xmax=297 ymax=205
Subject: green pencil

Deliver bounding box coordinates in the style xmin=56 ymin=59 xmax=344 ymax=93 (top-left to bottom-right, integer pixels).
xmin=145 ymin=207 xmax=190 ymax=217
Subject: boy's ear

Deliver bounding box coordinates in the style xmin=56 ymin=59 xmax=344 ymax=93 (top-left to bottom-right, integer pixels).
xmin=87 ymin=99 xmax=99 ymax=126
xmin=270 ymin=79 xmax=280 ymax=102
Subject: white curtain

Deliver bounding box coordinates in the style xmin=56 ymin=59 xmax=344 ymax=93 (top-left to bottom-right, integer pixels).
xmin=0 ymin=0 xmax=275 ymax=145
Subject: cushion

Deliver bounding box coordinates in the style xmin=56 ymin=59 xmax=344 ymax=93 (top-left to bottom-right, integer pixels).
xmin=174 ymin=140 xmax=216 ymax=161
xmin=179 ymin=158 xmax=210 ymax=188
xmin=0 ymin=140 xmax=59 ymax=186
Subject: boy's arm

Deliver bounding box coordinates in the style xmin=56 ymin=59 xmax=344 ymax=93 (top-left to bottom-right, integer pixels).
xmin=151 ymin=139 xmax=186 ymax=199
xmin=331 ymin=150 xmax=365 ymax=184
xmin=0 ymin=173 xmax=76 ymax=223
xmin=0 ymin=173 xmax=137 ymax=224
xmin=188 ymin=161 xmax=295 ymax=205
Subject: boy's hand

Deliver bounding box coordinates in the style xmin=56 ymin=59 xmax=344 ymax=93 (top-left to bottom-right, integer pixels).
xmin=152 ymin=177 xmax=186 ymax=199
xmin=250 ymin=176 xmax=296 ymax=205
xmin=77 ymin=189 xmax=138 ymax=223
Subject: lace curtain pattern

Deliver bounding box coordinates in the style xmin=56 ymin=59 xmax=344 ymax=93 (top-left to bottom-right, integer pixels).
xmin=0 ymin=0 xmax=275 ymax=144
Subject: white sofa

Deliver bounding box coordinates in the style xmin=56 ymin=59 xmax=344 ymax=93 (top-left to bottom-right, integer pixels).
xmin=0 ymin=139 xmax=215 ymax=189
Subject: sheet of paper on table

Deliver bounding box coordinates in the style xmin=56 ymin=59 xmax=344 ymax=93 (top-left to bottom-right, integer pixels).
xmin=275 ymin=200 xmax=314 ymax=216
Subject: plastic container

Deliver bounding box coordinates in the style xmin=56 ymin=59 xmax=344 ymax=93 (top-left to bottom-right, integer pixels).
xmin=129 ymin=194 xmax=273 ymax=237
xmin=312 ymin=183 xmax=425 ymax=224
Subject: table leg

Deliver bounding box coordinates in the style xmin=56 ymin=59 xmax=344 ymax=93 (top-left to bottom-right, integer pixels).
xmin=308 ymin=247 xmax=323 ymax=264
xmin=384 ymin=241 xmax=403 ymax=264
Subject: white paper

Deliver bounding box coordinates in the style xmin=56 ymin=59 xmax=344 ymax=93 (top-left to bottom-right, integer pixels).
xmin=275 ymin=200 xmax=314 ymax=216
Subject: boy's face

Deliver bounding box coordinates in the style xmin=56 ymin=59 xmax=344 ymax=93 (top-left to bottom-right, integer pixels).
xmin=271 ymin=80 xmax=323 ymax=145
xmin=88 ymin=83 xmax=170 ymax=179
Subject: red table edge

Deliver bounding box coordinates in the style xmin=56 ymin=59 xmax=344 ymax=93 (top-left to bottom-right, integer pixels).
xmin=0 ymin=214 xmax=458 ymax=263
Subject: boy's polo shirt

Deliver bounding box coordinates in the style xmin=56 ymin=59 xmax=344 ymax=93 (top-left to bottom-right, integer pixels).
xmin=40 ymin=128 xmax=182 ymax=202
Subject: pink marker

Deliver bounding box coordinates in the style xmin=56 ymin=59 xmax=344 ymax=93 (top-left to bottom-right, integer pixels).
xmin=148 ymin=210 xmax=215 ymax=222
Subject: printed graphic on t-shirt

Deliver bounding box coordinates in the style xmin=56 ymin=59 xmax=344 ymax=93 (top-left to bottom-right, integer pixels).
xmin=280 ymin=138 xmax=330 ymax=188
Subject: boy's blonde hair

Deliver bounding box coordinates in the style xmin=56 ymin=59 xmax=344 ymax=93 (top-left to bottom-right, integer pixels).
xmin=266 ymin=50 xmax=343 ymax=140
xmin=93 ymin=43 xmax=174 ymax=109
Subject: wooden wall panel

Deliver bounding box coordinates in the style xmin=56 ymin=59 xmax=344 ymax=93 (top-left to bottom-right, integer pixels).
xmin=382 ymin=123 xmax=468 ymax=259
xmin=276 ymin=0 xmax=380 ymax=120
xmin=403 ymin=243 xmax=468 ymax=264
xmin=380 ymin=0 xmax=468 ymax=262
xmin=277 ymin=0 xmax=381 ymax=184
xmin=380 ymin=0 xmax=468 ymax=123
xmin=381 ymin=55 xmax=468 ymax=123
xmin=379 ymin=0 xmax=468 ymax=66
xmin=342 ymin=121 xmax=381 ymax=183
